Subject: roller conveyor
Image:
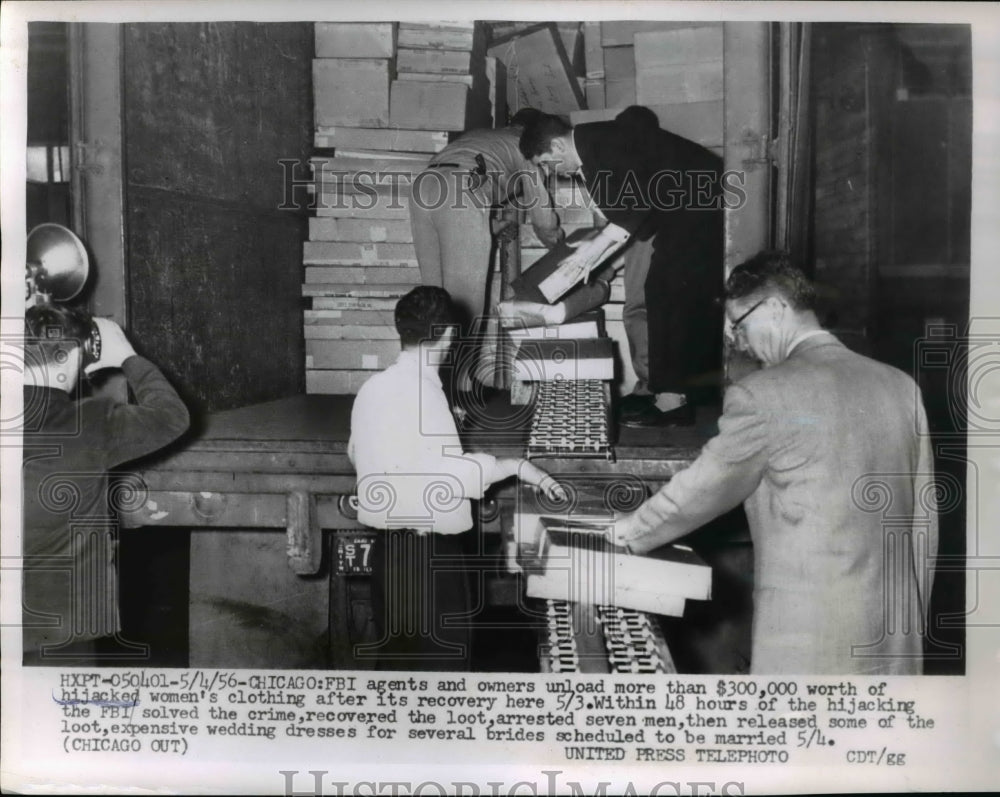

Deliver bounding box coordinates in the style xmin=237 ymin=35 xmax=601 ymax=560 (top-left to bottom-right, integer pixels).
xmin=526 ymin=379 xmax=613 ymax=460
xmin=524 ymin=354 xmax=681 ymax=674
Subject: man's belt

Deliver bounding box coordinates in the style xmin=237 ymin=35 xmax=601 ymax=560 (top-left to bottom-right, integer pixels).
xmin=427 ymin=154 xmax=489 ymax=190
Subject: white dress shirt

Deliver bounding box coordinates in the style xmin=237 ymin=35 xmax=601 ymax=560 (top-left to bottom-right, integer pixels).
xmin=348 ymin=349 xmax=498 ymax=533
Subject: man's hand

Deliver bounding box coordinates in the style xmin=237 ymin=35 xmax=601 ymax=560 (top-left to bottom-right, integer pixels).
xmin=84 ymin=318 xmax=137 ymax=374
xmin=535 ymin=225 xmax=565 ymax=250
xmin=518 ymin=460 xmax=567 ymax=502
xmin=609 ymin=511 xmax=638 ymax=550
xmin=561 ymin=234 xmax=611 ymax=286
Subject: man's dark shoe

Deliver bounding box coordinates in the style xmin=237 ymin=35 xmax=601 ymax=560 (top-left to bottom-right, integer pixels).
xmin=620 ymin=401 xmax=696 ymax=428
xmin=618 ymin=392 xmax=656 ymax=421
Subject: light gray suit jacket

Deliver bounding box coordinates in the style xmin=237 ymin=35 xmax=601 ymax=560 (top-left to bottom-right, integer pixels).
xmin=627 ymin=333 xmax=938 ymax=674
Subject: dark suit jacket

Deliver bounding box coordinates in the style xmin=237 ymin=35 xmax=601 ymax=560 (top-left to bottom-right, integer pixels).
xmin=626 ymin=334 xmax=938 ymax=674
xmin=575 ymin=118 xmax=725 ymax=394
xmin=22 ymin=356 xmax=189 ymax=658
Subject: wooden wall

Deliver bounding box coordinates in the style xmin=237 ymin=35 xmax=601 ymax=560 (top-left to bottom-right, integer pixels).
xmin=810 ymin=23 xmax=971 ymax=361
xmin=122 ymin=22 xmax=313 ymax=414
xmin=810 ymin=25 xmax=885 ymax=347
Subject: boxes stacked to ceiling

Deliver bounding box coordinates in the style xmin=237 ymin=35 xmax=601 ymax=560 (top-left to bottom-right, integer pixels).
xmin=576 ymin=21 xmax=725 ymax=157
xmin=307 ymin=22 xmax=492 ymax=394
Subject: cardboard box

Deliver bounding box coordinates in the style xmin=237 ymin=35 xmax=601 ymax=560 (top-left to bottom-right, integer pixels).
xmin=602 ymin=45 xmax=635 ymax=80
xmin=487 ymin=24 xmax=584 ymax=114
xmin=303 ymin=241 xmax=417 ymax=265
xmin=600 ymin=20 xmax=704 ymax=47
xmin=306 ymin=369 xmax=375 ymax=394
xmin=304 ymin=266 xmax=421 ymax=285
xmin=315 ymin=23 xmax=396 ymax=58
xmin=312 ymin=155 xmax=427 ymax=183
xmin=306 ymin=339 xmax=402 ymax=370
xmin=313 ymin=59 xmax=391 ymax=128
xmin=397 ymin=22 xmax=475 ymax=51
xmin=583 ymin=21 xmax=605 ymax=78
xmin=389 ymin=80 xmax=469 ymax=131
xmin=313 ymin=196 xmax=410 ymax=220
xmin=315 ymin=179 xmax=413 ymax=200
xmin=604 ymin=77 xmax=636 ymax=108
xmin=308 ymin=217 xmax=413 ymax=243
xmin=310 ymin=296 xmax=400 ymax=310
xmin=634 ymin=27 xmax=724 ymax=105
xmin=584 ymin=78 xmax=605 ymax=110
xmin=520 ymin=220 xmax=594 ymax=248
xmin=330 ymin=149 xmax=431 ymax=162
xmin=513 ymin=338 xmax=615 ymax=381
xmin=396 ymin=72 xmax=473 ymax=87
xmin=303 ymin=323 xmax=399 ymax=340
xmin=396 ymin=47 xmax=471 ymax=74
xmin=303 ymin=282 xmax=413 ymax=298
xmin=314 ymin=126 xmax=448 ymax=153
xmin=304 ymin=308 xmax=397 ymax=325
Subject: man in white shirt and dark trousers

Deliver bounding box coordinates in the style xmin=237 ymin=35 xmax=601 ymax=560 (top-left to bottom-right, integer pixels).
xmin=349 ymin=286 xmax=564 ymax=671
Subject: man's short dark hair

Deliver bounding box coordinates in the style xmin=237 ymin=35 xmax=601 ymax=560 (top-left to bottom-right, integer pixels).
xmin=509 ymin=107 xmax=544 ymax=129
xmin=518 ymin=113 xmax=572 ymax=160
xmin=394 ymin=286 xmax=458 ymax=348
xmin=726 ymin=251 xmax=817 ymax=312
xmin=24 ymin=304 xmax=93 ymax=367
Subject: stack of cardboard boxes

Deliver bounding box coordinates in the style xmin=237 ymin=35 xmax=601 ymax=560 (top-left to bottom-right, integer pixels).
xmin=575 ymin=20 xmax=725 ymax=155
xmin=306 ymin=22 xmax=492 ymax=394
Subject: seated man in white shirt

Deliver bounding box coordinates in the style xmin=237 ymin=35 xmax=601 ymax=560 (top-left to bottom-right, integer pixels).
xmin=348 ymin=286 xmax=564 ymax=671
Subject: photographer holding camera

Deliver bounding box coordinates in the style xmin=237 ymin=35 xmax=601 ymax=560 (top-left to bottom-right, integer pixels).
xmin=22 ymin=305 xmax=190 ymax=664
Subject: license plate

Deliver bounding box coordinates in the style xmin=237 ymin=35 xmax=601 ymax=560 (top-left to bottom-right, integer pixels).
xmin=335 ymin=533 xmax=376 ymax=575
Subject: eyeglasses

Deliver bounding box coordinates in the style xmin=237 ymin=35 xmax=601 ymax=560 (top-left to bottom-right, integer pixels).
xmin=727 ymin=298 xmax=767 ymax=343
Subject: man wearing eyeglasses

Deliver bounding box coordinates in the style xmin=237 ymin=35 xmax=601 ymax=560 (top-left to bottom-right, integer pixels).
xmin=612 ymin=251 xmax=938 ymax=675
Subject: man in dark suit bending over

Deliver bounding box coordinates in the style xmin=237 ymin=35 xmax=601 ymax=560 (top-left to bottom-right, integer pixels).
xmin=519 ymin=107 xmax=725 ymax=427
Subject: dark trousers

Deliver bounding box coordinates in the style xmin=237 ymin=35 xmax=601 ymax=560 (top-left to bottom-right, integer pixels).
xmin=645 ymin=221 xmax=725 ymax=400
xmin=366 ymin=529 xmax=472 ymax=671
